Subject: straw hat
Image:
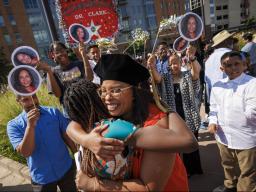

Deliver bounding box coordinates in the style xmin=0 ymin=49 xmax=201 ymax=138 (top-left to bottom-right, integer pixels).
xmin=211 ymin=30 xmax=235 ymax=47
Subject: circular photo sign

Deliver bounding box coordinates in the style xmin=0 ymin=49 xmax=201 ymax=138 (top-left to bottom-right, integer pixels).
xmin=69 ymin=23 xmax=90 ymax=43
xmin=8 ymin=65 xmax=42 ymax=96
xmin=11 ymin=46 xmax=39 ymax=67
xmin=178 ymin=12 xmax=204 ymax=42
xmin=173 ymin=36 xmax=189 ymax=53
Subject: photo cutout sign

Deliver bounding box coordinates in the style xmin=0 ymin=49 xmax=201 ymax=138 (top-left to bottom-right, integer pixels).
xmin=173 ymin=36 xmax=189 ymax=53
xmin=69 ymin=23 xmax=90 ymax=43
xmin=8 ymin=65 xmax=42 ymax=96
xmin=58 ymin=0 xmax=118 ymax=44
xmin=11 ymin=46 xmax=39 ymax=67
xmin=178 ymin=12 xmax=203 ymax=42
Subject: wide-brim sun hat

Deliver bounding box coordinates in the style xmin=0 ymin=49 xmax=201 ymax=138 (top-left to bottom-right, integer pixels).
xmin=211 ymin=30 xmax=235 ymax=47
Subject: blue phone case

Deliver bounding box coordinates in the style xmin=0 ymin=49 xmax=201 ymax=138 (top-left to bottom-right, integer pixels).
xmin=103 ymin=119 xmax=137 ymax=140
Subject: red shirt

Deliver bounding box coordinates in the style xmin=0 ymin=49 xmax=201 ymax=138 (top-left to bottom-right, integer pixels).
xmin=132 ymin=104 xmax=189 ymax=191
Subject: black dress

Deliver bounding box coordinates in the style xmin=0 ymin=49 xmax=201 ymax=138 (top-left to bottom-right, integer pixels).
xmin=173 ymin=83 xmax=203 ymax=177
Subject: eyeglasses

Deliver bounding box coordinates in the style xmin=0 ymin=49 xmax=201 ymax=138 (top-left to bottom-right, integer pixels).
xmin=97 ymin=86 xmax=132 ymax=98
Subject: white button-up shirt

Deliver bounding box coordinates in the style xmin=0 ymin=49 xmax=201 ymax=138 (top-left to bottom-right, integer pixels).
xmin=205 ymin=48 xmax=231 ymax=102
xmin=89 ymin=60 xmax=101 ymax=85
xmin=209 ymin=73 xmax=256 ymax=149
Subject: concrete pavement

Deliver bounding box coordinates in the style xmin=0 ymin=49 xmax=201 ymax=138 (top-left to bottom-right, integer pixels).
xmin=0 ymin=155 xmax=32 ymax=191
xmin=0 ymin=129 xmax=224 ymax=192
xmin=189 ymin=129 xmax=224 ymax=191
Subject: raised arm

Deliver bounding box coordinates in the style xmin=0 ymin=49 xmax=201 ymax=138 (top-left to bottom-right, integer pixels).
xmin=147 ymin=55 xmax=162 ymax=83
xmin=78 ymin=43 xmax=94 ymax=81
xmin=36 ymin=61 xmax=62 ymax=98
xmin=186 ymin=46 xmax=201 ymax=81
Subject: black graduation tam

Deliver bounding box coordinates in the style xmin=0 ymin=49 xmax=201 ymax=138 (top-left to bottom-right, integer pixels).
xmin=94 ymin=54 xmax=150 ymax=86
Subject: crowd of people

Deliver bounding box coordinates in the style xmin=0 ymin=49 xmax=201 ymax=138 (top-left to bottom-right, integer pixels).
xmin=6 ymin=29 xmax=256 ymax=192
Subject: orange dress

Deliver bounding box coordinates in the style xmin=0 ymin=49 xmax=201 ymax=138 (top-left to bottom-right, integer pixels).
xmin=132 ymin=105 xmax=189 ymax=191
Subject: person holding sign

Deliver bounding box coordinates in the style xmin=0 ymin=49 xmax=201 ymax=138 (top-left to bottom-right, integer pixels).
xmin=7 ymin=94 xmax=77 ymax=192
xmin=37 ymin=41 xmax=93 ymax=117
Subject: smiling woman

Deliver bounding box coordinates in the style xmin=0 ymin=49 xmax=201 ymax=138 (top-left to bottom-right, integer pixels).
xmin=11 ymin=46 xmax=39 ymax=67
xmin=65 ymin=54 xmax=198 ymax=192
xmin=8 ymin=65 xmax=42 ymax=96
xmin=178 ymin=12 xmax=203 ymax=42
xmin=69 ymin=23 xmax=89 ymax=43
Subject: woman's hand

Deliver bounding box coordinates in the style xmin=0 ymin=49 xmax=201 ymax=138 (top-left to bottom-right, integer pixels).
xmin=186 ymin=45 xmax=197 ymax=60
xmin=147 ymin=54 xmax=157 ymax=70
xmin=86 ymin=124 xmax=125 ymax=161
xmin=78 ymin=42 xmax=86 ymax=58
xmin=35 ymin=61 xmax=51 ymax=73
xmin=208 ymin=124 xmax=218 ymax=134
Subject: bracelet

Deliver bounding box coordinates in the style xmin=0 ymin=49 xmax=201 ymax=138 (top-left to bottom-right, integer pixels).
xmin=189 ymin=56 xmax=197 ymax=62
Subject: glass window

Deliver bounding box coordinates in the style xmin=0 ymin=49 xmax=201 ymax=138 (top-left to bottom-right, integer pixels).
xmin=223 ymin=5 xmax=228 ymax=9
xmin=137 ymin=6 xmax=141 ymax=15
xmin=32 ymin=0 xmax=38 ymax=8
xmin=33 ymin=30 xmax=49 ymax=43
xmin=210 ymin=0 xmax=214 ymax=4
xmin=120 ymin=6 xmax=128 ymax=17
xmin=148 ymin=16 xmax=157 ymax=29
xmin=217 ymin=16 xmax=222 ymax=20
xmin=210 ymin=6 xmax=215 ymax=14
xmin=23 ymin=0 xmax=38 ymax=9
xmin=223 ymin=15 xmax=228 ymax=19
xmin=146 ymin=3 xmax=155 ymax=15
xmin=133 ymin=19 xmax=137 ymax=26
xmin=0 ymin=16 xmax=4 ymax=26
xmin=211 ymin=17 xmax=215 ymax=23
xmin=122 ymin=19 xmax=129 ymax=30
xmin=216 ymin=6 xmax=221 ymax=10
xmin=217 ymin=25 xmax=223 ymax=30
xmin=3 ymin=0 xmax=9 ymax=6
xmin=224 ymin=24 xmax=228 ymax=29
xmin=4 ymin=34 xmax=12 ymax=45
xmin=15 ymin=33 xmax=22 ymax=43
xmin=28 ymin=14 xmax=42 ymax=27
xmin=8 ymin=15 xmax=16 ymax=25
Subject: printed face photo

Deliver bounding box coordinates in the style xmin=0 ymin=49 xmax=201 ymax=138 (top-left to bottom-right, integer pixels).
xmin=11 ymin=46 xmax=39 ymax=67
xmin=8 ymin=65 xmax=42 ymax=96
xmin=69 ymin=23 xmax=90 ymax=43
xmin=178 ymin=12 xmax=203 ymax=42
xmin=173 ymin=36 xmax=189 ymax=53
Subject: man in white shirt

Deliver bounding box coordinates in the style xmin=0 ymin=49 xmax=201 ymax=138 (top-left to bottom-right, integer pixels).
xmin=208 ymin=51 xmax=256 ymax=192
xmin=87 ymin=44 xmax=101 ymax=85
xmin=204 ymin=30 xmax=234 ymax=113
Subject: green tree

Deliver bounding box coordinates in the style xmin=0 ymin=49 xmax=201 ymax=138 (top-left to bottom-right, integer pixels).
xmin=0 ymin=47 xmax=12 ymax=88
xmin=126 ymin=40 xmax=145 ymax=57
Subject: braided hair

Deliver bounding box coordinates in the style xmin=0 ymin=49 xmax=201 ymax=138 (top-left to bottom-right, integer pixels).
xmin=63 ymin=79 xmax=110 ymax=177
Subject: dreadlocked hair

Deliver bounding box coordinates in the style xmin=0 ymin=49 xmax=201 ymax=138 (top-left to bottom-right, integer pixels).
xmin=63 ymin=79 xmax=110 ymax=177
